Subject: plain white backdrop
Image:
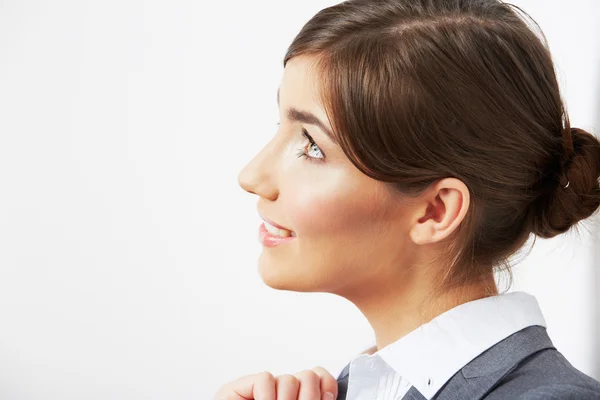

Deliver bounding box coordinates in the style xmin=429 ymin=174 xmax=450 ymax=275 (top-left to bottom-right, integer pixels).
xmin=0 ymin=0 xmax=598 ymax=398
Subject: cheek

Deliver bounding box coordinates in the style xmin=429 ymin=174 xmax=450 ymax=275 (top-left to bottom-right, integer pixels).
xmin=272 ymin=173 xmax=397 ymax=292
xmin=282 ymin=172 xmax=386 ymax=239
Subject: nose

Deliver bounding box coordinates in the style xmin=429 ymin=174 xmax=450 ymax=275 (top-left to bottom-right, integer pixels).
xmin=237 ymin=140 xmax=279 ymax=201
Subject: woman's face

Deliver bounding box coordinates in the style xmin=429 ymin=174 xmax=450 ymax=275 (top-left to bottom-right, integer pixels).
xmin=238 ymin=55 xmax=417 ymax=296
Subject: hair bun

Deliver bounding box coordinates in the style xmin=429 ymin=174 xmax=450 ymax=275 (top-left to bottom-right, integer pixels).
xmin=531 ymin=127 xmax=600 ymax=238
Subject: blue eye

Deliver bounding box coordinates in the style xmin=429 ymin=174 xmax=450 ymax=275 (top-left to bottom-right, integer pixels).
xmin=296 ymin=128 xmax=325 ymax=162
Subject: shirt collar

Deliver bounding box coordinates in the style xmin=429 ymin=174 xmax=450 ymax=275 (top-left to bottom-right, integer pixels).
xmin=364 ymin=291 xmax=546 ymax=399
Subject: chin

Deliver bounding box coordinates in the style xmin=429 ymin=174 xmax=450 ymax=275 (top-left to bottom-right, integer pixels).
xmin=257 ymin=252 xmax=321 ymax=293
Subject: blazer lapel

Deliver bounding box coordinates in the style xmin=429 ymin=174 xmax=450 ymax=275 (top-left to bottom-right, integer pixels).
xmin=433 ymin=325 xmax=555 ymax=400
xmin=336 ymin=363 xmax=350 ymax=400
xmin=335 ymin=325 xmax=554 ymax=400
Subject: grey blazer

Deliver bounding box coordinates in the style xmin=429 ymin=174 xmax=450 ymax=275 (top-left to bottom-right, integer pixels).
xmin=336 ymin=326 xmax=600 ymax=399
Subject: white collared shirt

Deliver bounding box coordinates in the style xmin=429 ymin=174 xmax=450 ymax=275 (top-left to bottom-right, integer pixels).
xmin=345 ymin=291 xmax=547 ymax=400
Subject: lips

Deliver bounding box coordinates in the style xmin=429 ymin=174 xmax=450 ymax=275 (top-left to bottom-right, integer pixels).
xmin=258 ymin=222 xmax=296 ymax=247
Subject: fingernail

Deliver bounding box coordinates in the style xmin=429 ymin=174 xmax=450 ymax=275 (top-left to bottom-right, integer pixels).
xmin=323 ymin=392 xmax=335 ymax=400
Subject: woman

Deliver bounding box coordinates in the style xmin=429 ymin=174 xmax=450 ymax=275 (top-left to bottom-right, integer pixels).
xmin=217 ymin=0 xmax=600 ymax=399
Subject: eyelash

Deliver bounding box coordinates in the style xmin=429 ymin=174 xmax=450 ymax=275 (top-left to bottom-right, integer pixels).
xmin=275 ymin=122 xmax=325 ymax=163
xmin=296 ymin=129 xmax=325 ymax=162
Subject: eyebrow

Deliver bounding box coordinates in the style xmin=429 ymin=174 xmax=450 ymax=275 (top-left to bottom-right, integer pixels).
xmin=277 ymin=87 xmax=336 ymax=143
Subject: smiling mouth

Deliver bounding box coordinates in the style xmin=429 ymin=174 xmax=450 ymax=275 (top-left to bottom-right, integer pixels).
xmin=263 ymin=220 xmax=296 ymax=237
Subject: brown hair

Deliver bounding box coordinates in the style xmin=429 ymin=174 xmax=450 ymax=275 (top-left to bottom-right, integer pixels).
xmin=283 ymin=0 xmax=600 ymax=288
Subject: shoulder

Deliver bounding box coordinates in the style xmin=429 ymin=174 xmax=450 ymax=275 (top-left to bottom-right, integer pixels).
xmin=485 ymin=348 xmax=600 ymax=399
xmin=516 ymin=384 xmax=600 ymax=399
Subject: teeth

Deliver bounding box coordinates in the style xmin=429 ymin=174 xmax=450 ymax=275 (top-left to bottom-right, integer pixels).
xmin=264 ymin=221 xmax=294 ymax=237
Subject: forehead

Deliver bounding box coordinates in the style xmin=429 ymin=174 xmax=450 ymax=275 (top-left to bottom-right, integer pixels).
xmin=279 ymin=56 xmax=323 ymax=108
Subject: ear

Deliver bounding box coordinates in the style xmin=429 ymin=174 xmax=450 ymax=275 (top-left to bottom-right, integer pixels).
xmin=409 ymin=178 xmax=470 ymax=245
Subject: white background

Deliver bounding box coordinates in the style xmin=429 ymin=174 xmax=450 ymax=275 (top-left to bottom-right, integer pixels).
xmin=0 ymin=1 xmax=598 ymax=399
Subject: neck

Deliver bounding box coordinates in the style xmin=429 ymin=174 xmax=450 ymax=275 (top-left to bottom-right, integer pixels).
xmin=345 ymin=270 xmax=498 ymax=351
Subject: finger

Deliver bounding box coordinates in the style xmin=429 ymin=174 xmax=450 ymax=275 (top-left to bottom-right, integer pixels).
xmin=214 ymin=373 xmax=256 ymax=400
xmin=294 ymin=369 xmax=321 ymax=400
xmin=215 ymin=372 xmax=276 ymax=400
xmin=253 ymin=372 xmax=277 ymax=400
xmin=275 ymin=374 xmax=300 ymax=400
xmin=311 ymin=366 xmax=338 ymax=399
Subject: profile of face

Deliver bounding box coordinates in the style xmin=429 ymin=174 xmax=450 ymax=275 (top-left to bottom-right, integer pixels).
xmin=237 ymin=55 xmax=427 ymax=297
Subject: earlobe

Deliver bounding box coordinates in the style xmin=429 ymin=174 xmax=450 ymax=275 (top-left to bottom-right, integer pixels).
xmin=409 ymin=179 xmax=470 ymax=245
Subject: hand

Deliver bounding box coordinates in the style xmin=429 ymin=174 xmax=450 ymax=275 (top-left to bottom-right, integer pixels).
xmin=214 ymin=366 xmax=338 ymax=400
